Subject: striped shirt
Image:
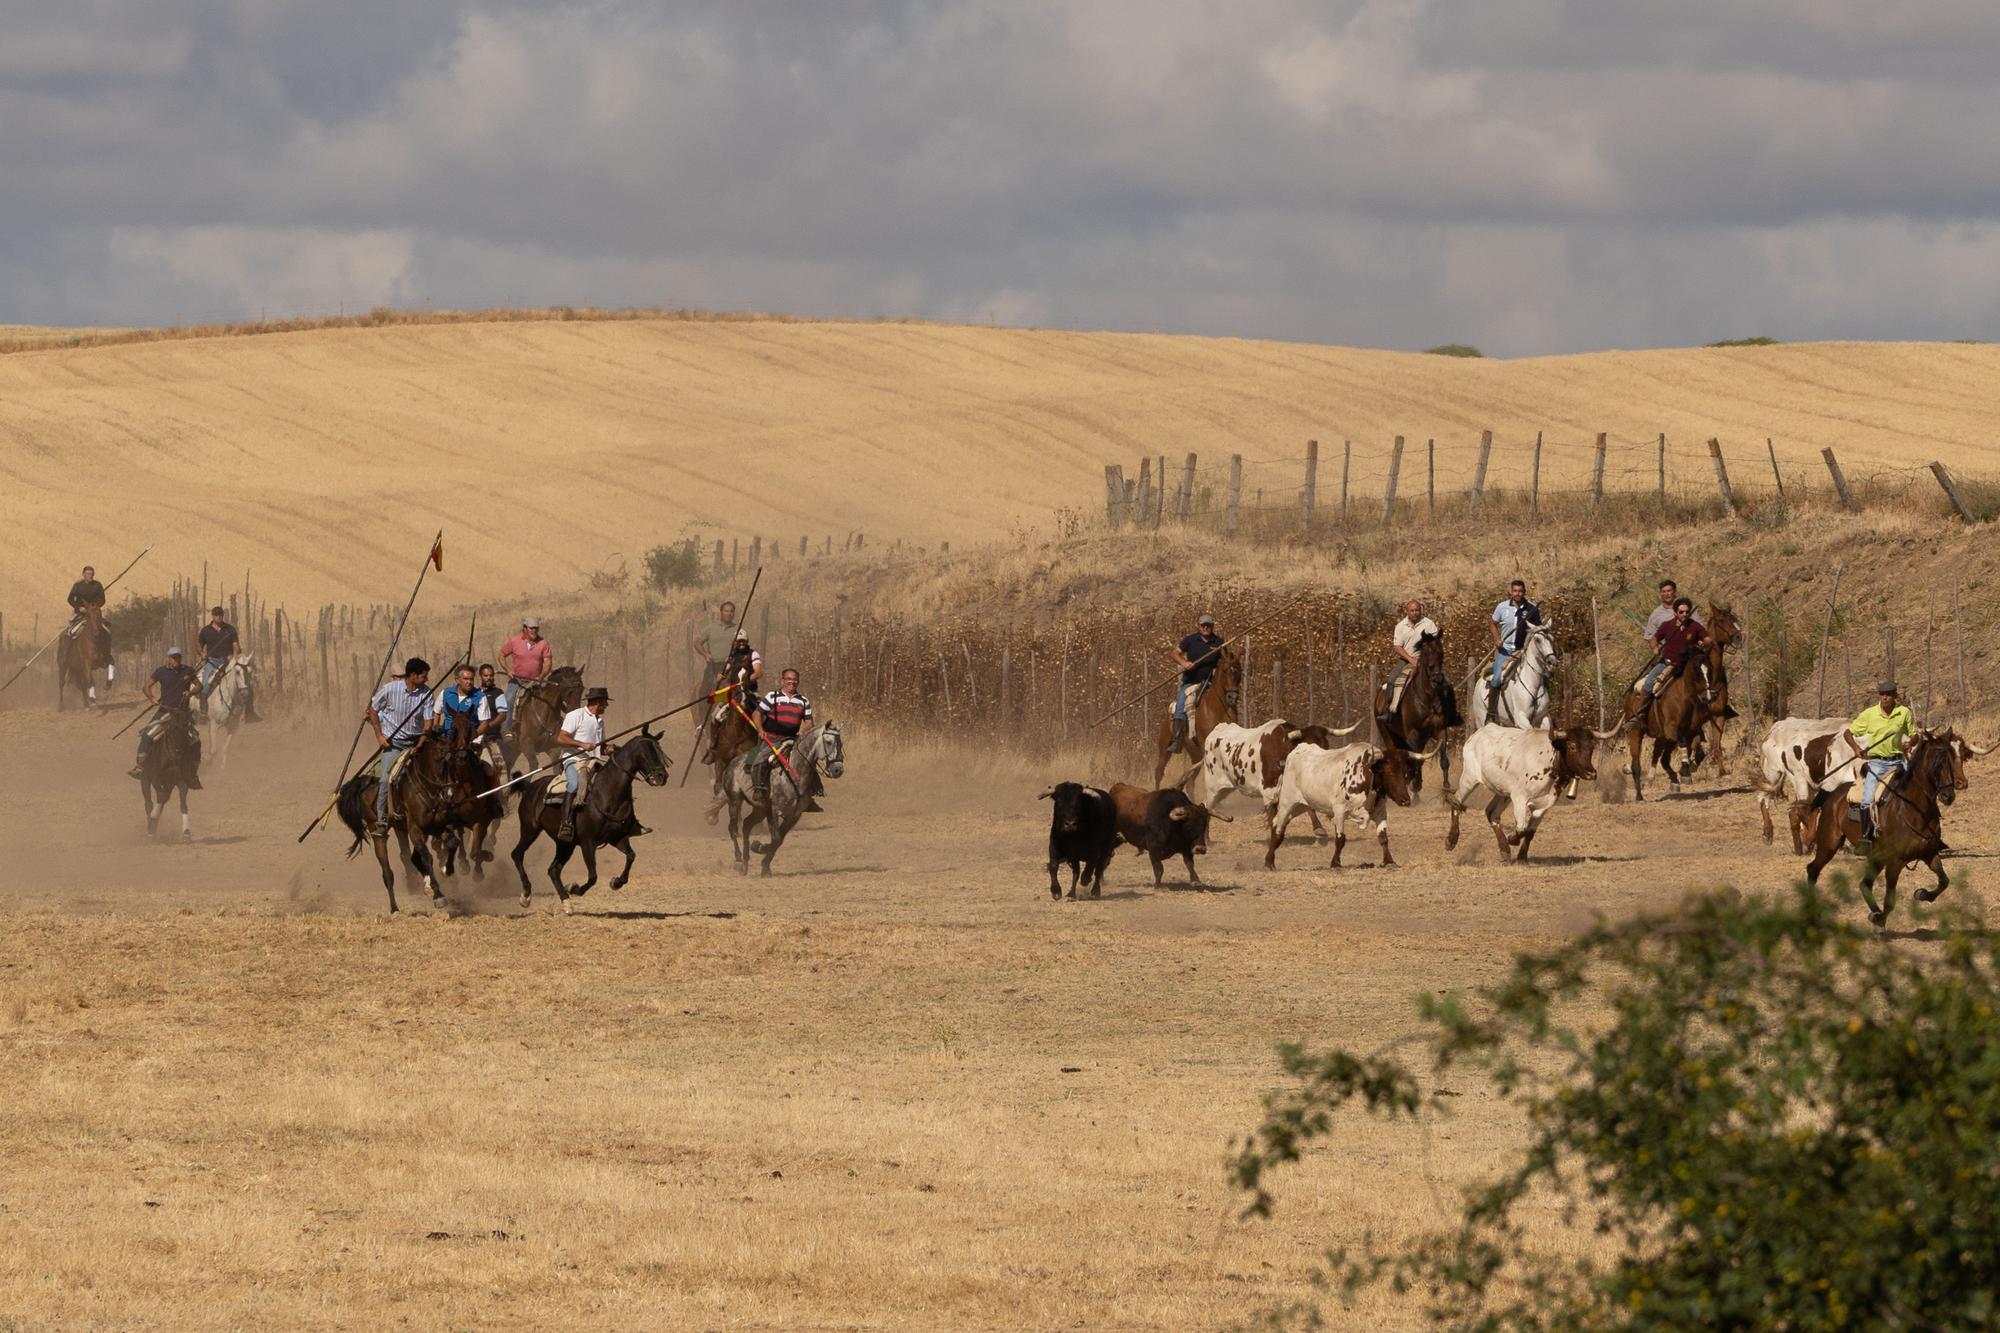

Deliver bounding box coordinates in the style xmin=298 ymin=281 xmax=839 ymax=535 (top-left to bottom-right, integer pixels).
xmin=371 ymin=679 xmax=433 ymax=744
xmin=759 ymin=690 xmax=813 ymax=738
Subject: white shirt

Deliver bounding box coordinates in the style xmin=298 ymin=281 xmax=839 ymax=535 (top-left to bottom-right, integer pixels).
xmin=370 ymin=680 xmax=432 ymax=744
xmin=560 ymin=705 xmax=606 ymax=755
xmin=1392 ymin=617 xmax=1439 ymax=656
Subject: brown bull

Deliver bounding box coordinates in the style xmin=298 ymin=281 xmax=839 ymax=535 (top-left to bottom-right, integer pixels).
xmin=1803 ymin=730 xmax=1965 ymax=928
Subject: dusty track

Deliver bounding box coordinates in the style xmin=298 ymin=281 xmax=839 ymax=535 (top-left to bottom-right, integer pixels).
xmin=4 ymin=706 xmax=1996 ymax=1327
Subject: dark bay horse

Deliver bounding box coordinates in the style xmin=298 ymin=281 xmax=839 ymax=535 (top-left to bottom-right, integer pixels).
xmin=1152 ymin=650 xmax=1241 ymax=784
xmin=512 ymin=729 xmax=671 ymax=912
xmin=58 ymin=608 xmax=114 ymax=710
xmin=1804 ymin=730 xmax=1966 ymax=927
xmin=510 ymin=666 xmax=585 ymax=770
xmin=336 ymin=726 xmax=501 ymax=914
xmin=137 ymin=704 xmax=199 ymax=839
xmin=1691 ymin=603 xmax=1741 ymax=775
xmin=1375 ymin=629 xmax=1457 ymax=795
xmin=703 ymin=682 xmax=759 ymax=803
xmin=1622 ymin=628 xmax=1733 ymax=799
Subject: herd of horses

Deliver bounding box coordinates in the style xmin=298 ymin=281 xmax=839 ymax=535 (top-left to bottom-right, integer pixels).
xmin=1144 ymin=602 xmax=1984 ymax=929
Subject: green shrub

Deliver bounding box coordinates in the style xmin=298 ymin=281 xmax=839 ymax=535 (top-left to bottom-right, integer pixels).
xmin=1424 ymin=343 xmax=1483 ymax=358
xmin=104 ymin=593 xmax=171 ymax=647
xmin=643 ymin=543 xmax=703 ymax=591
xmin=1232 ymin=880 xmax=2000 ymax=1329
xmin=1705 ymin=336 xmax=1781 ymax=348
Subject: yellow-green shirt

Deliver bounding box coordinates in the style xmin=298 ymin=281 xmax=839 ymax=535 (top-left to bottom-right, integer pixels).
xmin=1850 ymin=703 xmax=1915 ymax=759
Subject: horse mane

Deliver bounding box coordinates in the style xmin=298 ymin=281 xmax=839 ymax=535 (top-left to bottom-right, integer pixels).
xmin=544 ymin=665 xmax=584 ymax=688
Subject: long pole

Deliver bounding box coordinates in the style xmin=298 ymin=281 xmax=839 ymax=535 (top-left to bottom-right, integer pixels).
xmin=297 ymin=530 xmax=443 ymax=842
xmin=1088 ymin=599 xmax=1307 ymax=728
xmin=476 ymin=686 xmax=730 ymax=801
xmin=681 ymin=566 xmax=764 ymax=787
xmin=0 ymin=544 xmax=155 ymax=695
xmin=1591 ymin=596 xmax=1606 ymax=732
xmin=1815 ymin=564 xmax=1842 ymax=716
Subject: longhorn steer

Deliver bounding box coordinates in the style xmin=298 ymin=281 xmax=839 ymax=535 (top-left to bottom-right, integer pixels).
xmin=1753 ymin=717 xmax=1859 ymax=853
xmin=1445 ymin=723 xmax=1604 ymax=863
xmin=1194 ymin=719 xmax=1358 ymax=839
xmin=1106 ymin=782 xmax=1230 ymax=886
xmin=1037 ymin=782 xmax=1120 ymax=900
xmin=1267 ymin=742 xmax=1416 ymax=869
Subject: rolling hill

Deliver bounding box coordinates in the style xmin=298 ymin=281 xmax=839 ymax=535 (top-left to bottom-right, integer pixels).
xmin=0 ymin=315 xmax=1993 ymax=619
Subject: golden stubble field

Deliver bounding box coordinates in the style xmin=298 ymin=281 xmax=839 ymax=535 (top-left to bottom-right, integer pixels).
xmin=5 ymin=707 xmax=1997 ymax=1329
xmin=3 ymin=317 xmax=1999 ymax=611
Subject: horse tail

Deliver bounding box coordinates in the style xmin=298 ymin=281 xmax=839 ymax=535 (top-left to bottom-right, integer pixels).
xmin=335 ymin=774 xmax=371 ymax=858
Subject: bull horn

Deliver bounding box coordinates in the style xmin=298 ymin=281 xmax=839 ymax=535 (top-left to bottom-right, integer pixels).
xmin=1323 ymin=720 xmax=1364 ymax=736
xmin=1286 ymin=729 xmax=1304 ymax=743
xmin=1036 ymin=786 xmax=1056 ymax=800
xmin=1207 ymin=809 xmax=1234 ymax=822
xmin=1407 ymin=739 xmax=1444 ymax=761
xmin=1550 ymin=728 xmax=1567 ymax=741
xmin=1589 ymin=721 xmax=1627 ymax=741
xmin=1969 ymin=738 xmax=2000 ymax=757
xmin=1168 ymin=806 xmax=1188 ymax=821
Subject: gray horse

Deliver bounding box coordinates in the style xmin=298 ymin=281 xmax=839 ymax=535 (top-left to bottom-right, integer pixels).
xmin=717 ymin=721 xmax=844 ymax=876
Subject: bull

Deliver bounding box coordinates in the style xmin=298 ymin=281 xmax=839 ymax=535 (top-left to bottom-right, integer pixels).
xmin=1037 ymin=782 xmax=1120 ymax=900
xmin=1445 ymin=722 xmax=1611 ymax=863
xmin=1266 ymin=741 xmax=1421 ymax=869
xmin=1106 ymin=782 xmax=1231 ymax=886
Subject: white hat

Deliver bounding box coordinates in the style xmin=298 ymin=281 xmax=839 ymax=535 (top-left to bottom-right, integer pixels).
xmin=166 ymin=646 xmax=183 ymax=657
xmin=523 ymin=616 xmax=541 ymax=629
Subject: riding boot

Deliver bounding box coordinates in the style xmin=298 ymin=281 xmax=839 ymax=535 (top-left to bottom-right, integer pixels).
xmin=751 ymin=763 xmax=770 ymax=807
xmin=1859 ymin=805 xmax=1875 ymax=842
xmin=1168 ymin=717 xmax=1188 ymax=755
xmin=558 ymin=790 xmax=578 ymax=842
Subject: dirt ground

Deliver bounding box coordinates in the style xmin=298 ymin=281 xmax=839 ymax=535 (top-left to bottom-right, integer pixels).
xmin=3 ymin=707 xmax=1993 ymax=1329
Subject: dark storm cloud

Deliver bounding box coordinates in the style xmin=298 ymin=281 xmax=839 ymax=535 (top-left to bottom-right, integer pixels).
xmin=3 ymin=0 xmax=1997 ymax=352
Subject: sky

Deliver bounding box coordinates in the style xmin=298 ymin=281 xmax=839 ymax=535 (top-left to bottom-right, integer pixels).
xmin=4 ymin=1 xmax=1998 ymax=356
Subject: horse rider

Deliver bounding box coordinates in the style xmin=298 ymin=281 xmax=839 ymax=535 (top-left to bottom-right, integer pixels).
xmin=365 ymin=657 xmax=434 ymax=827
xmin=1637 ymin=579 xmax=1700 ymax=667
xmin=1848 ymin=682 xmax=1916 ymax=841
xmin=128 ymin=647 xmax=202 ymax=785
xmin=555 ymin=685 xmax=612 ymax=841
xmin=477 ymin=662 xmax=510 ymax=730
xmin=693 ymin=600 xmax=739 ymax=695
xmin=65 ymin=564 xmax=109 ymax=652
xmin=195 ymin=604 xmax=261 ymax=722
xmin=1387 ymin=600 xmax=1449 ymax=716
xmin=1168 ymin=613 xmax=1225 ymax=754
xmin=1634 ymin=596 xmax=1709 ymax=700
xmin=750 ymin=667 xmax=814 ymax=807
xmin=1487 ymin=579 xmax=1543 ymax=702
xmin=498 ymin=617 xmax=552 ymax=715
xmin=432 ymin=663 xmax=495 ymax=742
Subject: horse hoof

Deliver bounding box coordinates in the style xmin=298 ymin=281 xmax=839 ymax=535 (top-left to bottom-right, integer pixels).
xmin=181 ymin=831 xmax=192 ymax=843
xmin=562 ymin=902 xmax=574 ymax=916
xmin=610 ymin=878 xmax=626 ymax=891
xmin=1868 ymin=911 xmax=1887 ymax=928
xmin=519 ymin=894 xmax=532 ymax=910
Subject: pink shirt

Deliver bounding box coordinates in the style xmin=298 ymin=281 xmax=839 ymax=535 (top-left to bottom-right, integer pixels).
xmin=501 ymin=633 xmax=552 ymax=681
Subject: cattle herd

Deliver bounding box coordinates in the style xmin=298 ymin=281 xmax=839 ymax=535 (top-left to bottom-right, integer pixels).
xmin=1039 ymin=705 xmax=1998 ymax=927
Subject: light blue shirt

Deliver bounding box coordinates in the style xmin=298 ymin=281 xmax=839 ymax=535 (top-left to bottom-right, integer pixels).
xmin=370 ymin=679 xmax=432 ymax=744
xmin=1492 ymin=598 xmax=1542 ymax=651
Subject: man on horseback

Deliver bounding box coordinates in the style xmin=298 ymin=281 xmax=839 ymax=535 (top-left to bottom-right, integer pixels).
xmin=196 ymin=604 xmax=261 ymax=722
xmin=555 ymin=685 xmax=611 ymax=842
xmin=65 ymin=563 xmax=110 ymax=651
xmin=1635 ymin=596 xmax=1709 ymax=700
xmin=433 ymin=664 xmax=495 ymax=741
xmin=129 ymin=647 xmax=202 ymax=784
xmin=1638 ymin=580 xmax=1700 ymax=662
xmin=1169 ymin=613 xmax=1225 ymax=755
xmin=1488 ymin=580 xmax=1543 ymax=705
xmin=703 ymin=631 xmax=764 ymax=762
xmin=366 ymin=657 xmax=433 ymax=827
xmin=750 ymin=668 xmax=813 ymax=808
xmin=1387 ymin=600 xmax=1459 ymax=723
xmin=1849 ymin=683 xmax=1916 ymax=841
xmin=498 ymin=617 xmax=552 ymax=719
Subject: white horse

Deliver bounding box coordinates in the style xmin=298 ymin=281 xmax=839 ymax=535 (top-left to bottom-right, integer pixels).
xmin=1469 ymin=623 xmax=1559 ymax=729
xmin=717 ymin=721 xmax=845 ymax=876
xmin=201 ymin=654 xmax=256 ymax=771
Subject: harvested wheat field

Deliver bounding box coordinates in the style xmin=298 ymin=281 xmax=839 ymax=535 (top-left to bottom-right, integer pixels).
xmin=3 ymin=316 xmax=2000 ymax=609
xmin=4 ymin=701 xmax=1996 ymax=1329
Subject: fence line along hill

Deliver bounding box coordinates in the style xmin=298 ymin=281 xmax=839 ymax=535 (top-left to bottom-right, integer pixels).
xmin=4 ymin=314 xmax=2000 ymax=613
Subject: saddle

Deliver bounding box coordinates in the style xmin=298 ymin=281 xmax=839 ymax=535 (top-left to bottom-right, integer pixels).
xmin=544 ymin=757 xmax=601 ymax=805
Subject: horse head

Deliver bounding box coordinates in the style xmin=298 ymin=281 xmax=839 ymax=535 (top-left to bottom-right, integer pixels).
xmin=1912 ymin=730 xmax=1959 ymax=807
xmin=1417 ymin=631 xmax=1445 ymax=671
xmin=1707 ymin=603 xmax=1741 ymax=649
xmin=815 ymin=722 xmax=845 ymax=779
xmin=621 ymin=725 xmax=673 ymax=786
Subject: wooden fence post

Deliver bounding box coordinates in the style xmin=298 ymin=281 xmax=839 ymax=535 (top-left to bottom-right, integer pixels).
xmin=1591 ymin=432 xmax=1607 ymax=506
xmin=1226 ymin=454 xmax=1242 ymax=535
xmin=1815 ymin=564 xmax=1842 ymax=715
xmin=1177 ymin=452 xmax=1197 ymax=522
xmin=1884 ymin=625 xmax=1895 ymax=686
xmin=1925 ymin=609 xmax=1935 ymax=725
xmin=1104 ymin=464 xmax=1127 ymax=527
xmin=1930 ymin=461 xmax=1975 ymax=522
xmin=1155 ymin=454 xmax=1168 ymax=528
xmin=1707 ymin=438 xmax=1737 ymax=515
xmin=1955 ymin=578 xmax=1969 ymax=725
xmin=1822 ymin=448 xmax=1856 ymax=511
xmin=1530 ymin=431 xmax=1543 ymax=515
xmin=1657 ymin=433 xmax=1667 ymax=508
xmin=1136 ymin=457 xmax=1153 ymax=521
xmin=1302 ymin=439 xmax=1318 ymax=535
xmin=1767 ymin=438 xmax=1786 ymax=505
xmin=1426 ymin=438 xmax=1436 ymax=518
xmin=1471 ymin=429 xmax=1492 ymax=509
xmin=749 ymin=537 xmax=761 ymax=569
xmin=1777 ymin=620 xmax=1789 ymax=717
xmin=1590 ymin=596 xmax=1605 ymax=731
xmin=1340 ymin=441 xmax=1351 ymax=522
xmin=1382 ymin=435 xmax=1404 ymax=524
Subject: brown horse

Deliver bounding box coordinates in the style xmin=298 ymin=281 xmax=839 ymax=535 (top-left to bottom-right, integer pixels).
xmin=1803 ymin=730 xmax=1965 ymax=928
xmin=1152 ymin=649 xmax=1241 ymax=784
xmin=1692 ymin=603 xmax=1741 ymax=775
xmin=510 ymin=666 xmax=584 ymax=770
xmin=702 ymin=672 xmax=761 ymax=801
xmin=1622 ymin=625 xmax=1734 ymax=800
xmin=57 ymin=608 xmax=114 ymax=710
xmin=512 ymin=729 xmax=671 ymax=911
xmin=1374 ymin=629 xmax=1458 ymax=795
xmin=336 ymin=726 xmax=503 ymax=914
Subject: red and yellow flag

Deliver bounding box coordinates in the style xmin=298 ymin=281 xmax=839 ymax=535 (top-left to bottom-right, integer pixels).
xmin=429 ymin=536 xmax=444 ymax=572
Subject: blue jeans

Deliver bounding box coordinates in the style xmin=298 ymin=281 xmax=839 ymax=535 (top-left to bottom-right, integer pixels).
xmin=200 ymin=658 xmax=226 ymax=690
xmin=377 ymin=737 xmax=416 ymax=822
xmin=1172 ymin=682 xmax=1203 ymax=721
xmin=1640 ymin=659 xmax=1669 ymax=694
xmin=1489 ymin=647 xmax=1513 ymax=689
xmin=563 ymin=755 xmax=589 ymax=794
xmin=504 ymin=680 xmax=524 ymax=714
xmin=1861 ymin=758 xmax=1903 ymax=813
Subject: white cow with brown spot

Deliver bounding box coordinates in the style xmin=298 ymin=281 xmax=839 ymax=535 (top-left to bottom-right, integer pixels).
xmin=1446 ymin=722 xmax=1612 ymax=863
xmin=1192 ymin=718 xmax=1360 ymax=843
xmin=1267 ymin=741 xmax=1423 ymax=869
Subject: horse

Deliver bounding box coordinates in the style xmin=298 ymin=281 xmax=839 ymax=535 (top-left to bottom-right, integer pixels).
xmin=511 ymin=728 xmax=671 ymax=912
xmin=718 ymin=721 xmax=845 ymax=876
xmin=1621 ymin=629 xmax=1732 ymax=800
xmin=1375 ymin=629 xmax=1458 ymax=795
xmin=201 ymin=653 xmax=256 ymax=772
xmin=1152 ymin=650 xmax=1241 ymax=785
xmin=336 ymin=726 xmax=502 ymax=914
xmin=702 ymin=675 xmax=761 ymax=802
xmin=1693 ymin=603 xmax=1742 ymax=775
xmin=510 ymin=666 xmax=585 ymax=771
xmin=1469 ymin=622 xmax=1558 ymax=729
xmin=137 ymin=704 xmax=199 ymax=839
xmin=1803 ymin=730 xmax=1967 ymax=928
xmin=57 ymin=607 xmax=115 ymax=710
